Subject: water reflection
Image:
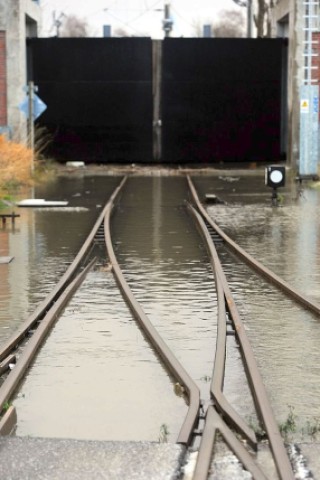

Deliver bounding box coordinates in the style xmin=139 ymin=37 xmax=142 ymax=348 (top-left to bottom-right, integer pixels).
xmin=113 ymin=177 xmax=217 ymax=397
xmin=15 ymin=270 xmax=187 ymax=441
xmin=0 ymin=177 xmax=121 ymax=344
xmin=194 ymin=175 xmax=320 ymax=439
xmin=6 ymin=172 xmax=320 ymax=444
xmin=10 ymin=176 xmax=219 ymax=442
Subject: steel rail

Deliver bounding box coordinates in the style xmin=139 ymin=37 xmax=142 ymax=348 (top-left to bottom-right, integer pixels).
xmin=195 ymin=407 xmax=268 ymax=480
xmin=0 ymin=405 xmax=17 ymax=435
xmin=188 ymin=203 xmax=295 ymax=478
xmin=188 ymin=201 xmax=257 ymax=448
xmin=0 ymin=177 xmax=127 ymax=363
xmin=208 ymin=250 xmax=257 ymax=447
xmin=0 ymin=257 xmax=96 ymax=418
xmin=103 ymin=201 xmax=200 ymax=446
xmin=189 ymin=204 xmax=267 ymax=480
xmin=187 ymin=175 xmax=320 ymax=317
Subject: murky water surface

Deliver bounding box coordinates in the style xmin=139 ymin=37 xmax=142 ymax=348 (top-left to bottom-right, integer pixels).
xmin=1 ymin=172 xmax=320 ymax=442
xmin=1 ymin=175 xmax=217 ymax=442
xmin=195 ymin=174 xmax=320 ymax=439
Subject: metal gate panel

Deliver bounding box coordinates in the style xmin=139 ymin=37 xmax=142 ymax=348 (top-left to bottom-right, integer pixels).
xmin=161 ymin=38 xmax=285 ymax=164
xmin=27 ymin=38 xmax=153 ymax=163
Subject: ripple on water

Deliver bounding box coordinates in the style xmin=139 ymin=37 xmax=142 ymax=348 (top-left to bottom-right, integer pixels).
xmin=208 ymin=196 xmax=320 ymax=440
xmin=14 ymin=271 xmax=189 ymax=441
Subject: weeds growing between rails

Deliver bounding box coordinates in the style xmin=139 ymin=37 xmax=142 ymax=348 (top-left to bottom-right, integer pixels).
xmin=159 ymin=424 xmax=170 ymax=443
xmin=248 ymin=405 xmax=320 ymax=442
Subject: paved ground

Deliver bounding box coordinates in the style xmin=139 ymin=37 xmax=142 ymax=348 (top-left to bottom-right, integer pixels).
xmin=1 ymin=436 xmax=320 ymax=479
xmin=207 ymin=442 xmax=320 ymax=479
xmin=0 ymin=437 xmax=186 ymax=480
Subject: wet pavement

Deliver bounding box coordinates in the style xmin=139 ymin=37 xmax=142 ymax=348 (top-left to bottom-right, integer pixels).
xmin=0 ymin=437 xmax=185 ymax=480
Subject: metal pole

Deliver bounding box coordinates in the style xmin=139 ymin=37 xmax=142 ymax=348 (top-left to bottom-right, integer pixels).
xmin=28 ymin=81 xmax=35 ymax=175
xmin=164 ymin=4 xmax=169 ymax=37
xmin=152 ymin=40 xmax=162 ymax=161
xmin=163 ymin=3 xmax=173 ymax=38
xmin=247 ymin=0 xmax=252 ymax=38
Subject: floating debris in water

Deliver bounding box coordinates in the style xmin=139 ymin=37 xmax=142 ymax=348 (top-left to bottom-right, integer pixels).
xmin=17 ymin=199 xmax=68 ymax=207
xmin=218 ymin=176 xmax=240 ymax=182
xmin=66 ymin=161 xmax=85 ymax=168
xmin=205 ymin=194 xmax=225 ymax=204
xmin=174 ymin=382 xmax=185 ymax=396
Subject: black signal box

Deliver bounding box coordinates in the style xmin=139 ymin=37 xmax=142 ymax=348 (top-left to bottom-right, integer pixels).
xmin=265 ymin=166 xmax=286 ymax=188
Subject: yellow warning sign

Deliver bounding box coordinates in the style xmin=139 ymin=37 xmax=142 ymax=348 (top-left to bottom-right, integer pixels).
xmin=300 ymin=99 xmax=309 ymax=113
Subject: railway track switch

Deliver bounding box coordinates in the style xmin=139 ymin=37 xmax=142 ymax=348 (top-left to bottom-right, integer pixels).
xmin=265 ymin=166 xmax=285 ymax=205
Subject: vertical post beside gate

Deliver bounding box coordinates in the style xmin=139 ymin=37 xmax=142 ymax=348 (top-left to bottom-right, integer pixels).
xmin=153 ymin=40 xmax=162 ymax=162
xmin=299 ymin=0 xmax=319 ymax=178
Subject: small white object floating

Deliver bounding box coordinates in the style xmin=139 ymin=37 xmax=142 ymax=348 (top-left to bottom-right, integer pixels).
xmin=205 ymin=194 xmax=225 ymax=204
xmin=66 ymin=161 xmax=85 ymax=168
xmin=17 ymin=199 xmax=69 ymax=207
xmin=0 ymin=256 xmax=14 ymax=264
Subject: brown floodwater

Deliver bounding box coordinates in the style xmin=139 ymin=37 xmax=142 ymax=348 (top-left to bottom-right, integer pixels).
xmin=195 ymin=174 xmax=320 ymax=440
xmin=1 ymin=171 xmax=320 ymax=443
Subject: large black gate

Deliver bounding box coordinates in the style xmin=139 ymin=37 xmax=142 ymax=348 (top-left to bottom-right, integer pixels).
xmin=161 ymin=38 xmax=286 ymax=163
xmin=27 ymin=37 xmax=286 ymax=164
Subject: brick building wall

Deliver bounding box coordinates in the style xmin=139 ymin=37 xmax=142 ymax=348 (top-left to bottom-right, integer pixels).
xmin=0 ymin=31 xmax=7 ymax=126
xmin=312 ymin=32 xmax=320 ymax=84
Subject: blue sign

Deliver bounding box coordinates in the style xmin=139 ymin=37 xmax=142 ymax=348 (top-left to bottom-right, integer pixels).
xmin=19 ymin=93 xmax=47 ymax=120
xmin=313 ymin=96 xmax=319 ymax=114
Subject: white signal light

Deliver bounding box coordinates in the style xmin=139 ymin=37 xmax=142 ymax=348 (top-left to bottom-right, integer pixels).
xmin=265 ymin=166 xmax=286 ymax=189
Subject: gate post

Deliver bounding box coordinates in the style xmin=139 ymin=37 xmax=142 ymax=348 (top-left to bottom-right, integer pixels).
xmin=152 ymin=40 xmax=162 ymax=162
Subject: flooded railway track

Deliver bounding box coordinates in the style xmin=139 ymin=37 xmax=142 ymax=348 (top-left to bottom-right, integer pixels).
xmin=1 ymin=175 xmax=319 ymax=479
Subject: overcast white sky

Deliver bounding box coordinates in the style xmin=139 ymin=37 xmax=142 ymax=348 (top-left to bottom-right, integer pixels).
xmin=39 ymin=0 xmax=245 ymax=38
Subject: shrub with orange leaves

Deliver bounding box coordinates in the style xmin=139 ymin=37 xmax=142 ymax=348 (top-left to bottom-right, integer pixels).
xmin=0 ymin=135 xmax=33 ymax=189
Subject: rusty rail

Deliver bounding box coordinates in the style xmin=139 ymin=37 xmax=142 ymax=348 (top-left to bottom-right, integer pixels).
xmin=0 ymin=258 xmax=96 ymax=416
xmin=0 ymin=175 xmax=298 ymax=478
xmin=0 ymin=178 xmax=127 ymax=433
xmin=189 ymin=203 xmax=294 ymax=480
xmin=195 ymin=407 xmax=269 ymax=480
xmin=0 ymin=177 xmax=127 ymax=363
xmin=103 ymin=200 xmax=200 ymax=446
xmin=0 ymin=175 xmax=199 ymax=446
xmin=187 ymin=175 xmax=320 ymax=317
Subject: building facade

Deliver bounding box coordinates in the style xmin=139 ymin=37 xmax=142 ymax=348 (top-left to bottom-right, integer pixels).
xmin=272 ymin=0 xmax=319 ymax=171
xmin=0 ymin=0 xmax=40 ymax=141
